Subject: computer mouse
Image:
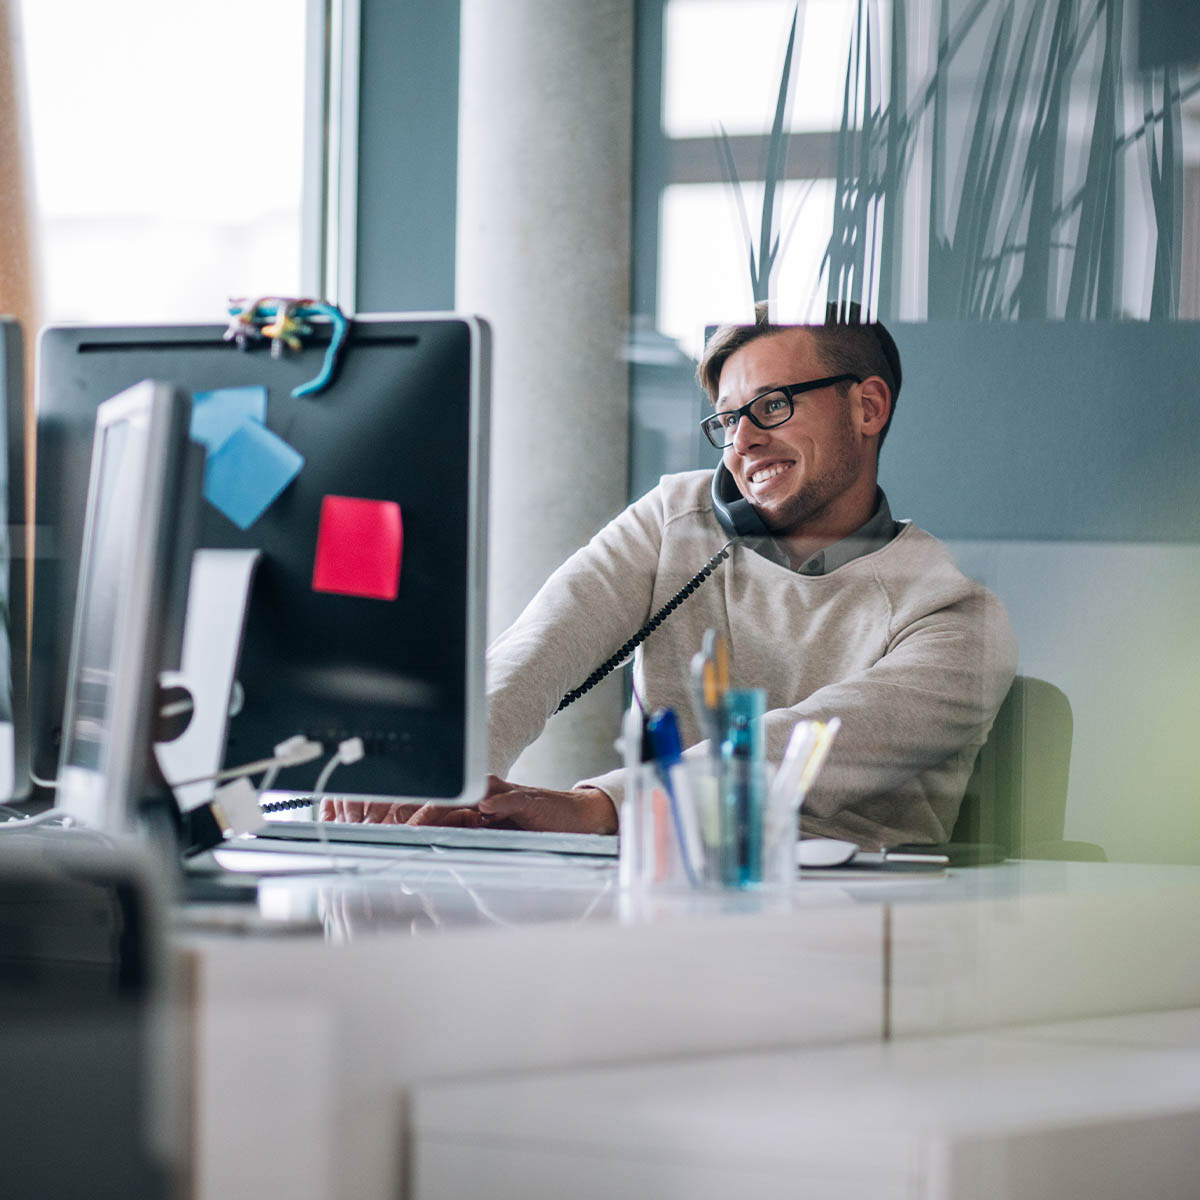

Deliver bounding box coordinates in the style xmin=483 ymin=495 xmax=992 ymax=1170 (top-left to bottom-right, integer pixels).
xmin=796 ymin=838 xmax=859 ymax=868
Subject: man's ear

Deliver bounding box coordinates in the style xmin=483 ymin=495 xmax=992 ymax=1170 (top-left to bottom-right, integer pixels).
xmin=858 ymin=376 xmax=892 ymax=438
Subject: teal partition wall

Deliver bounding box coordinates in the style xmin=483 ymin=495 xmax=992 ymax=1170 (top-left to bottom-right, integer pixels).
xmin=882 ymin=322 xmax=1200 ymax=545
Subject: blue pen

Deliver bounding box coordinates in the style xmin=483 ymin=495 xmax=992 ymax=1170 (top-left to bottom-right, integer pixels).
xmin=646 ymin=708 xmax=704 ymax=886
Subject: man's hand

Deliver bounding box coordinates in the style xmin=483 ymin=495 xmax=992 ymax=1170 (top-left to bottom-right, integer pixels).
xmin=318 ymin=775 xmax=617 ymax=835
xmin=477 ymin=775 xmax=618 ymax=834
xmin=318 ymin=797 xmax=483 ymax=825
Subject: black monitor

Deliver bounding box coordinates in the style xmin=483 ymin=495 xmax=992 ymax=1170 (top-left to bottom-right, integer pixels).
xmin=55 ymin=381 xmax=200 ymax=832
xmin=34 ymin=315 xmax=490 ymax=809
xmin=0 ymin=319 xmax=29 ymax=802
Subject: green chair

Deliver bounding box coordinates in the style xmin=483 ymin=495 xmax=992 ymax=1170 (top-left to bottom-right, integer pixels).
xmin=925 ymin=676 xmax=1106 ymax=864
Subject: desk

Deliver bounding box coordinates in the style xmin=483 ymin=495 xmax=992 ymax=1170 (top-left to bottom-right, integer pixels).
xmin=180 ymin=855 xmax=1200 ymax=1200
xmin=413 ymin=1008 xmax=1200 ymax=1199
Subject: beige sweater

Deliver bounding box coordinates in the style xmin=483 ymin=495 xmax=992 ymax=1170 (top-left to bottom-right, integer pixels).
xmin=487 ymin=471 xmax=1017 ymax=847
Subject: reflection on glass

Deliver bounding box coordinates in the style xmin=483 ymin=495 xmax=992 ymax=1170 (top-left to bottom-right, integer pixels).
xmin=637 ymin=1 xmax=1200 ymax=870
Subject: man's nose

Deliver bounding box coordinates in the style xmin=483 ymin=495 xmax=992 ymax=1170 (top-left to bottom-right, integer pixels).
xmin=730 ymin=412 xmax=764 ymax=453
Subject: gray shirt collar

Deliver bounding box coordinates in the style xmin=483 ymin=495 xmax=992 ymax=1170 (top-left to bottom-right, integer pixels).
xmin=755 ymin=488 xmax=900 ymax=576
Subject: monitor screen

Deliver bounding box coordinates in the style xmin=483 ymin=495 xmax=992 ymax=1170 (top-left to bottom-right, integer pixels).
xmin=35 ymin=315 xmax=490 ymax=809
xmin=56 ymin=381 xmax=199 ymax=832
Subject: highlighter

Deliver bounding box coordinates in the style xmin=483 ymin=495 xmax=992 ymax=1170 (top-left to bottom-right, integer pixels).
xmin=720 ymin=689 xmax=766 ymax=886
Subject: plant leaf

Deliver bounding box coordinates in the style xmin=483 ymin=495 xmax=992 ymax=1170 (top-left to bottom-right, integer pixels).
xmin=714 ymin=122 xmax=760 ymax=300
xmin=1149 ymin=66 xmax=1183 ymax=319
xmin=876 ymin=0 xmax=909 ymax=320
xmin=1012 ymin=0 xmax=1077 ymax=318
xmin=1064 ymin=0 xmax=1122 ymax=319
xmin=758 ymin=4 xmax=802 ymax=303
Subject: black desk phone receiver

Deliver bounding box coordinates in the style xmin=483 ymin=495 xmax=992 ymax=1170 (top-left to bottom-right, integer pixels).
xmin=710 ymin=461 xmax=771 ymax=539
xmin=555 ymin=465 xmax=768 ymax=711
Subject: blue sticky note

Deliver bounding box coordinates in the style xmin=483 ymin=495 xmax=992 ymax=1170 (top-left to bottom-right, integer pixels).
xmin=191 ymin=386 xmax=268 ymax=452
xmin=203 ymin=419 xmax=304 ymax=530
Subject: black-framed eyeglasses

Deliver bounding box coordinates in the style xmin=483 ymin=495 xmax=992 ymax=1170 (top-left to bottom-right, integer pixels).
xmin=700 ymin=374 xmax=861 ymax=449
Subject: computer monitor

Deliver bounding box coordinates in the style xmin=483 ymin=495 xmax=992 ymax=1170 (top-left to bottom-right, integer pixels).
xmin=35 ymin=315 xmax=489 ymax=809
xmin=0 ymin=318 xmax=30 ymax=801
xmin=55 ymin=381 xmax=200 ymax=832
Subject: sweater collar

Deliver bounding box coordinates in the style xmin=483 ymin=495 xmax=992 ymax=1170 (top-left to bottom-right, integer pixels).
xmin=755 ymin=488 xmax=901 ymax=576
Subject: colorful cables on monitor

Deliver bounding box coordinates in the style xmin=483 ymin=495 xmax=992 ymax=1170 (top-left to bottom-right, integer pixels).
xmin=224 ymin=296 xmax=352 ymax=398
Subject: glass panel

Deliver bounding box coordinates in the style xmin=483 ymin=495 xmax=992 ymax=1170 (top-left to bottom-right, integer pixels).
xmin=663 ymin=0 xmax=884 ymax=137
xmin=635 ymin=0 xmax=1200 ymax=867
xmin=659 ymin=179 xmax=836 ymax=356
xmin=20 ymin=0 xmax=307 ymax=323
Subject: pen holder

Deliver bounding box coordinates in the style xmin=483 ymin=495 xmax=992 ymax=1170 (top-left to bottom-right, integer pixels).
xmin=618 ymin=759 xmax=788 ymax=892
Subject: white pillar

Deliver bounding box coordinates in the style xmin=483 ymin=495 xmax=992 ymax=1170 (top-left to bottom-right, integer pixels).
xmin=457 ymin=0 xmax=635 ymax=788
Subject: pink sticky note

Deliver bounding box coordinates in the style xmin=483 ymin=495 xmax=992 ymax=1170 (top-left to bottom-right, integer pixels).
xmin=312 ymin=495 xmax=403 ymax=601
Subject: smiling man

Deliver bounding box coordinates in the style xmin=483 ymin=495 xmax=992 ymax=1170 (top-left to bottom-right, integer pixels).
xmin=700 ymin=319 xmax=895 ymax=572
xmin=329 ymin=308 xmax=1017 ymax=848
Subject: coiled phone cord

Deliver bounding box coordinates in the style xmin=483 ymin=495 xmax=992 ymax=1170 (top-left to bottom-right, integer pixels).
xmin=555 ymin=539 xmax=739 ymax=712
xmin=259 ymin=796 xmax=313 ymax=813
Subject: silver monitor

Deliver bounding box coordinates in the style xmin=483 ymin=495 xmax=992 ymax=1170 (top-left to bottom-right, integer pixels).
xmin=56 ymin=381 xmax=199 ymax=832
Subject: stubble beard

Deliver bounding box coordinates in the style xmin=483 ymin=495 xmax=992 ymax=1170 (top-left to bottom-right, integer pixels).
xmin=756 ymin=405 xmax=862 ymax=538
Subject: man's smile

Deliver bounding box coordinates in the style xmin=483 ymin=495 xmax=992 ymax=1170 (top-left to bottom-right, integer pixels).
xmin=747 ymin=460 xmax=795 ymax=488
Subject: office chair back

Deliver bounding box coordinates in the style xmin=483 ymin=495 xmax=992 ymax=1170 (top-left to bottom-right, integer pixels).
xmin=951 ymin=676 xmax=1105 ymax=862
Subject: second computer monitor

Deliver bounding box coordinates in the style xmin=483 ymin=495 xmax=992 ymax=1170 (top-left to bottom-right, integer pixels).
xmin=36 ymin=315 xmax=490 ymax=808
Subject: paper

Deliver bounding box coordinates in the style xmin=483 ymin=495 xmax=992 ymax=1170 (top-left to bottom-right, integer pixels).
xmin=311 ymin=495 xmax=403 ymax=601
xmin=190 ymin=386 xmax=305 ymax=530
xmin=203 ymin=420 xmax=304 ymax=531
xmin=191 ymin=386 xmax=267 ymax=450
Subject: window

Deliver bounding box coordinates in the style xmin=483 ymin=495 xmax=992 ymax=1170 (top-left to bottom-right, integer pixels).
xmin=20 ymin=0 xmax=310 ymax=323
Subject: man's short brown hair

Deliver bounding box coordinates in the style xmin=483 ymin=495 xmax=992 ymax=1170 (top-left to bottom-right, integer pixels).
xmin=697 ymin=302 xmax=902 ymax=452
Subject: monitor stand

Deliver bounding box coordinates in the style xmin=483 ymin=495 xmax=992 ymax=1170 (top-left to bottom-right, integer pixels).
xmin=156 ymin=548 xmax=260 ymax=810
xmin=137 ymin=748 xmax=259 ymax=904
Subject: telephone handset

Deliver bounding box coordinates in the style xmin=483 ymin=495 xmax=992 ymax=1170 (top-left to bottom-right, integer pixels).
xmin=710 ymin=461 xmax=771 ymax=539
xmin=555 ymin=466 xmax=765 ymax=712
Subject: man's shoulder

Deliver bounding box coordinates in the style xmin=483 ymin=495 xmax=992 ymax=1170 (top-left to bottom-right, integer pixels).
xmin=884 ymin=521 xmax=960 ymax=569
xmin=873 ymin=521 xmax=1007 ymax=613
xmin=650 ymin=469 xmax=718 ymax=525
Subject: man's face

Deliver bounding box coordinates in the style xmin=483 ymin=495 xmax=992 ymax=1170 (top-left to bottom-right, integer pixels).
xmin=716 ymin=328 xmax=876 ymax=539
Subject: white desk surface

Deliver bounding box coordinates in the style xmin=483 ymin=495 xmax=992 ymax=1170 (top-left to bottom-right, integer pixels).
xmin=187 ymin=845 xmax=1200 ymax=936
xmin=179 ymin=853 xmax=1200 ymax=1200
xmin=413 ymin=1008 xmax=1200 ymax=1200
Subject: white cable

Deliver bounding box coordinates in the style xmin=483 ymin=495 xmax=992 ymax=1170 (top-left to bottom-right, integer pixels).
xmin=311 ymin=737 xmax=366 ymax=846
xmin=29 ymin=771 xmax=59 ymax=790
xmin=0 ymin=808 xmax=75 ymax=831
xmin=173 ymin=737 xmax=324 ymax=791
xmin=256 ymin=735 xmax=325 ymax=797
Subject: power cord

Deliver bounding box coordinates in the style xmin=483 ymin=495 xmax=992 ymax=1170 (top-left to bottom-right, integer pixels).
xmin=311 ymin=738 xmax=365 ymax=850
xmin=312 ymin=737 xmax=365 ymax=802
xmin=172 ymin=736 xmax=324 ymax=792
xmin=256 ymin=734 xmax=323 ymax=795
xmin=0 ymin=808 xmax=75 ymax=831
